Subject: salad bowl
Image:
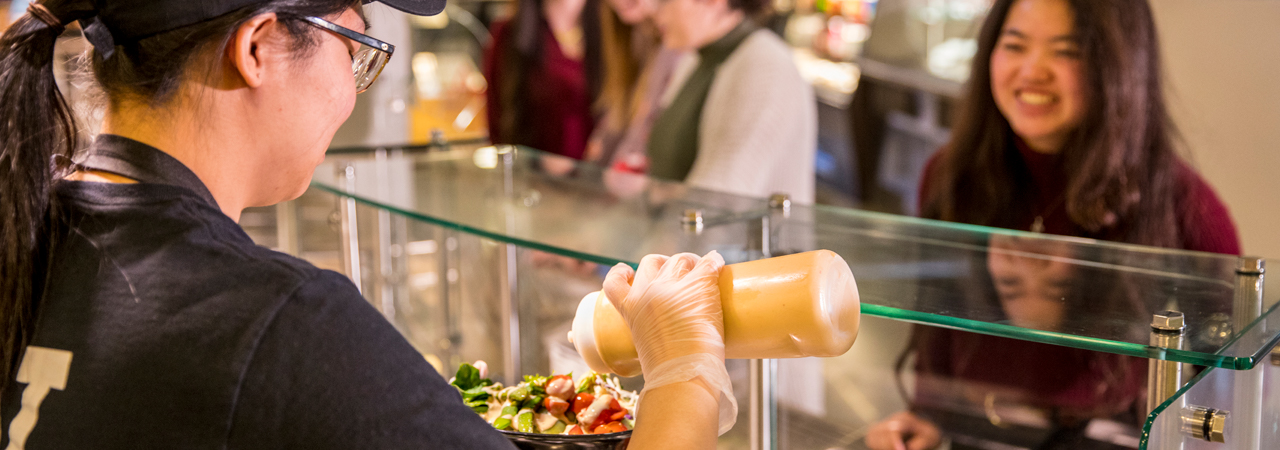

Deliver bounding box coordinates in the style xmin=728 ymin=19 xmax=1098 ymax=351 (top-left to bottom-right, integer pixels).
xmin=499 ymin=429 xmax=631 ymax=450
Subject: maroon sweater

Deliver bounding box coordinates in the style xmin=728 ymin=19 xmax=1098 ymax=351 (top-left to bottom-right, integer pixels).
xmin=484 ymin=21 xmax=594 ymax=160
xmin=913 ymin=142 xmax=1240 ymax=421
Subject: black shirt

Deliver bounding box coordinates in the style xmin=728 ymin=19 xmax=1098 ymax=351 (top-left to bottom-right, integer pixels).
xmin=1 ymin=136 xmax=514 ymax=449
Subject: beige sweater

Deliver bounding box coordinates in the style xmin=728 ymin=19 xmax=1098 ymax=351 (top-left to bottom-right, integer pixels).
xmin=664 ymin=29 xmax=818 ymax=203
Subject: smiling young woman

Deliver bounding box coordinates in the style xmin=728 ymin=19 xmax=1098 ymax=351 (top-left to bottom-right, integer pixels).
xmin=866 ymin=0 xmax=1241 ymax=449
xmin=987 ymin=0 xmax=1086 ymax=155
xmin=920 ymin=0 xmax=1238 ymax=250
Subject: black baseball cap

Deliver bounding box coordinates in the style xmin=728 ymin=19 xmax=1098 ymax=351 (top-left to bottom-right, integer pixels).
xmin=73 ymin=0 xmax=444 ymax=43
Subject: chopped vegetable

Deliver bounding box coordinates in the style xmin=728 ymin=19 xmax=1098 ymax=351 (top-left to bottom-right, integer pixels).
xmin=544 ymin=421 xmax=567 ymax=435
xmin=544 ymin=396 xmax=570 ymax=422
xmin=576 ymin=373 xmax=602 ymax=394
xmin=523 ymin=374 xmax=550 ymax=387
xmin=593 ymin=421 xmax=628 ymax=434
xmin=450 ymin=362 xmax=488 ymax=390
xmin=534 ymin=411 xmax=560 ymax=431
xmin=546 ymin=375 xmax=574 ymax=400
xmin=516 ymin=408 xmax=535 ymax=433
xmin=571 ymin=393 xmax=595 ymax=415
xmin=449 ymin=362 xmax=496 ymax=414
xmin=493 ymin=401 xmax=518 ymax=431
xmin=508 ymin=385 xmax=530 ymax=402
xmin=458 ymin=362 xmax=637 ymax=435
xmin=577 ymin=394 xmax=613 ymax=431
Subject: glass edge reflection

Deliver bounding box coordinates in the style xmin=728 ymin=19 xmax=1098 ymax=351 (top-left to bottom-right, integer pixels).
xmin=1138 ymin=365 xmax=1217 ymax=450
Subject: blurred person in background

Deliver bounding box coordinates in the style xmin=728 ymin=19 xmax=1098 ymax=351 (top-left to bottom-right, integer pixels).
xmin=484 ymin=0 xmax=603 ymax=159
xmin=646 ymin=0 xmax=816 ymax=203
xmin=866 ymin=0 xmax=1239 ymax=449
xmin=588 ymin=0 xmax=684 ymax=171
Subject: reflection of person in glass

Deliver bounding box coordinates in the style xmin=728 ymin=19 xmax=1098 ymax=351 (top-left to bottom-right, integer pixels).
xmin=866 ymin=0 xmax=1240 ymax=449
xmin=987 ymin=235 xmax=1075 ymax=332
xmin=0 ymin=1 xmax=731 ymax=448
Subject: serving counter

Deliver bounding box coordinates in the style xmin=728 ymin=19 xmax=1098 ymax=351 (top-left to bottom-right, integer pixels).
xmin=275 ymin=143 xmax=1279 ymax=449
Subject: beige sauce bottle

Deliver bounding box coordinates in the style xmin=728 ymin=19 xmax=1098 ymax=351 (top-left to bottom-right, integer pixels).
xmin=569 ymin=250 xmax=861 ymax=377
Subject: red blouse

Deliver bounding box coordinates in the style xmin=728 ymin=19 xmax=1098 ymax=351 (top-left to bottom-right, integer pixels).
xmin=483 ymin=21 xmax=594 ymax=160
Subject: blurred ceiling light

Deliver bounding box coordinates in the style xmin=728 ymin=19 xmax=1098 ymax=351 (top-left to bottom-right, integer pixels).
xmin=474 ymin=146 xmax=499 ymax=169
xmin=411 ymin=12 xmax=450 ymax=30
xmin=454 ymin=98 xmax=481 ymax=131
xmin=412 ymin=52 xmax=442 ymax=99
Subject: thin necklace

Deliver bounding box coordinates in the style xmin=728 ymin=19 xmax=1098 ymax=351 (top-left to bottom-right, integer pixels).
xmin=1030 ymin=193 xmax=1067 ymax=233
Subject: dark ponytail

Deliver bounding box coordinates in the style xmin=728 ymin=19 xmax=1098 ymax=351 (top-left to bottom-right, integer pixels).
xmin=0 ymin=10 xmax=79 ymax=391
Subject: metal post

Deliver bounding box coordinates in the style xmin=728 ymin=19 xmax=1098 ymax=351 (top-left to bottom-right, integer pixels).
xmin=339 ymin=163 xmax=363 ymax=294
xmin=682 ymin=209 xmax=705 ymax=234
xmin=1147 ymin=311 xmax=1185 ymax=414
xmin=1148 ymin=311 xmax=1186 ymax=450
xmin=439 ymin=230 xmax=461 ymax=366
xmin=758 ymin=214 xmax=772 ymax=259
xmin=749 ymin=358 xmax=777 ymax=450
xmin=748 ymin=193 xmax=789 ymax=450
xmin=498 ymin=242 xmax=520 ymax=387
xmin=374 ymin=148 xmax=397 ymax=320
xmin=497 ymin=146 xmax=521 ymax=386
xmin=765 ymin=193 xmax=791 ymax=258
xmin=1232 ymin=258 xmax=1264 ymax=449
xmin=274 ymin=200 xmax=299 ymax=256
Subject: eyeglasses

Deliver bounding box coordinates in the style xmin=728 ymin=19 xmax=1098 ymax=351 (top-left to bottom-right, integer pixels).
xmin=303 ymin=16 xmax=395 ymax=94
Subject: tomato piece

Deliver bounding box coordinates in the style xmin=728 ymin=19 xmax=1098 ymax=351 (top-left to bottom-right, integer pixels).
xmin=609 ymin=398 xmax=623 ymax=411
xmin=567 ymin=425 xmax=584 ymax=435
xmin=594 ymin=421 xmax=627 ymax=434
xmin=589 ymin=411 xmax=612 ymax=432
xmin=544 ymin=397 xmax=569 ymax=416
xmin=571 ymin=393 xmax=595 ymax=414
xmin=610 ymin=410 xmax=627 ymax=421
xmin=549 ymin=374 xmax=572 ymax=385
xmin=606 ymin=421 xmax=628 ymax=433
xmin=545 ymin=375 xmax=576 ymax=400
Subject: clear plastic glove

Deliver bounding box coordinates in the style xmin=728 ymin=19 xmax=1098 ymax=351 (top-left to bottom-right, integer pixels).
xmin=602 ymin=251 xmax=737 ymax=435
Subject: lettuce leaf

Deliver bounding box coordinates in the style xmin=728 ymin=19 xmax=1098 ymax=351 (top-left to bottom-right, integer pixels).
xmin=451 ymin=363 xmax=492 ymax=391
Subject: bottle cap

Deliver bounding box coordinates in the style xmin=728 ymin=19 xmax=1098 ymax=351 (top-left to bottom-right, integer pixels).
xmin=569 ymin=292 xmax=610 ymax=373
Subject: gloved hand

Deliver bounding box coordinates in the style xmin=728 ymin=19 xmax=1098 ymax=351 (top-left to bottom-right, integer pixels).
xmin=602 ymin=251 xmax=737 ymax=435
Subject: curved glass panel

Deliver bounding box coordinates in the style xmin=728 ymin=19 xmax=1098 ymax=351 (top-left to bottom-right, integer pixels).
xmin=311 ymin=145 xmax=1279 ymax=370
xmin=1141 ymin=359 xmax=1280 ymax=449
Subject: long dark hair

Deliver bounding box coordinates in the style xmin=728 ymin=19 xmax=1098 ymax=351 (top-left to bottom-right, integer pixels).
xmin=495 ymin=0 xmax=604 ymax=145
xmin=0 ymin=0 xmax=356 ymax=393
xmin=596 ymin=7 xmax=641 ymax=135
xmin=905 ymin=0 xmax=1182 ymax=424
xmin=923 ymin=0 xmax=1180 ymax=248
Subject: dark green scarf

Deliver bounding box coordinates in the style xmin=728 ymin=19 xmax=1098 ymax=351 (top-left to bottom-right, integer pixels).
xmin=646 ymin=20 xmax=757 ymax=181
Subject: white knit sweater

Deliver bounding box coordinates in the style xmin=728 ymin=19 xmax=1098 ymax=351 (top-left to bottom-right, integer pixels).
xmin=666 ymin=29 xmax=818 ymax=203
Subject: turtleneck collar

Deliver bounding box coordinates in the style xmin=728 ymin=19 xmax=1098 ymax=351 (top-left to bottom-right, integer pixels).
xmin=1013 ymin=135 xmax=1066 ymax=194
xmin=697 ymin=18 xmax=756 ymax=64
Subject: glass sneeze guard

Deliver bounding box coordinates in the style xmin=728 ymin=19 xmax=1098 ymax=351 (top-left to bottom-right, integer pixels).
xmin=311 ymin=145 xmax=1279 ymax=370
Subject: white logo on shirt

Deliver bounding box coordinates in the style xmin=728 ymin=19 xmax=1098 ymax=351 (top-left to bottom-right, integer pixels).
xmin=5 ymin=347 xmax=72 ymax=450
